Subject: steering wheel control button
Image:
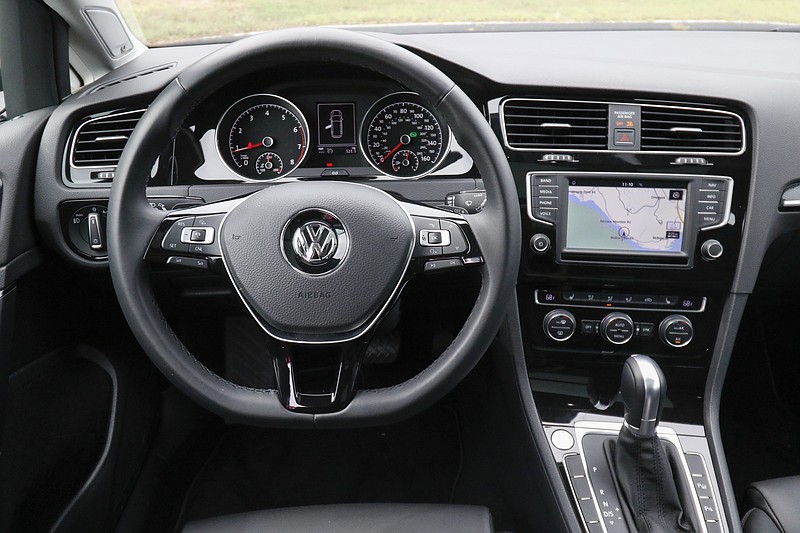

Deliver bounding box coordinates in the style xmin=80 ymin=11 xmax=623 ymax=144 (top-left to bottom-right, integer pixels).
xmin=166 ymin=256 xmax=208 ymax=269
xmin=161 ymin=216 xmax=194 ymax=252
xmin=659 ymin=315 xmax=694 ymax=348
xmin=550 ymin=429 xmax=575 ymax=451
xmin=419 ymin=229 xmax=450 ymax=247
xmin=194 ymin=214 xmax=225 ymax=228
xmin=440 ymin=220 xmax=468 ymax=255
xmin=600 ymin=312 xmax=635 ymax=344
xmin=424 ymin=258 xmax=463 ymax=273
xmin=412 ymin=217 xmax=445 ymax=257
xmin=701 ymin=239 xmax=724 ymax=261
xmin=180 ymin=226 xmax=215 ymax=245
xmin=282 ymin=209 xmax=349 ymax=275
xmin=543 ymin=309 xmax=576 ymax=342
xmin=530 ymin=233 xmax=551 ymax=254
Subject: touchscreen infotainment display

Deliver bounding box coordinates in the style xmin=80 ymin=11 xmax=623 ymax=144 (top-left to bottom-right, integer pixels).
xmin=565 ymin=179 xmax=687 ymax=255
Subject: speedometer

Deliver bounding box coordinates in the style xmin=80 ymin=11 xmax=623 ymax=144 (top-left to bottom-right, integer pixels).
xmin=216 ymin=94 xmax=309 ymax=180
xmin=361 ymin=92 xmax=450 ymax=179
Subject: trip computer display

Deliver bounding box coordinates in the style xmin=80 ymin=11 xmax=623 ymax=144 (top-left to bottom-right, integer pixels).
xmin=565 ymin=178 xmax=687 ymax=254
xmin=316 ymin=102 xmax=357 ymax=156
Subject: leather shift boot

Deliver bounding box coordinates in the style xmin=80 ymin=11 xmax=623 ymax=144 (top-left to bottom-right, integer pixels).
xmin=611 ymin=425 xmax=693 ymax=533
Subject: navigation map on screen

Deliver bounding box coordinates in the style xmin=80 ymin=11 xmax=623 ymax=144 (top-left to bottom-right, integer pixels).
xmin=565 ymin=181 xmax=686 ymax=254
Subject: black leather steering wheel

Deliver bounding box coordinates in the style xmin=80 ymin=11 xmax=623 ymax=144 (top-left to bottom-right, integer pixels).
xmin=107 ymin=28 xmax=520 ymax=428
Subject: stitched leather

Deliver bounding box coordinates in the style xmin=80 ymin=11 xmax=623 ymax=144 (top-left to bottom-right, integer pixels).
xmin=613 ymin=425 xmax=693 ymax=533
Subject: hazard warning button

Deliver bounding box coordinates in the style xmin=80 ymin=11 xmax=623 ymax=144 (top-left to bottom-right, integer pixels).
xmin=614 ymin=128 xmax=635 ymax=146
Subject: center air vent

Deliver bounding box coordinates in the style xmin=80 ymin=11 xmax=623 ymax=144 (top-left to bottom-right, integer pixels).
xmin=640 ymin=107 xmax=744 ymax=154
xmin=70 ymin=109 xmax=146 ymax=168
xmin=501 ymin=99 xmax=609 ymax=150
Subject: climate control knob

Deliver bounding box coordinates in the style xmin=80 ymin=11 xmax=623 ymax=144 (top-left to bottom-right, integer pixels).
xmin=543 ymin=309 xmax=576 ymax=342
xmin=600 ymin=312 xmax=635 ymax=345
xmin=659 ymin=315 xmax=694 ymax=348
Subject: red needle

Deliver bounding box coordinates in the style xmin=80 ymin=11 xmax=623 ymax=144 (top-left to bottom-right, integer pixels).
xmin=232 ymin=141 xmax=263 ymax=153
xmin=379 ymin=142 xmax=404 ymax=164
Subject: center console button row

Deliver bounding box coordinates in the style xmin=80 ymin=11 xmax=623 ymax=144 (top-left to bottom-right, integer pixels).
xmin=537 ymin=290 xmax=704 ymax=312
xmin=562 ymin=455 xmax=603 ymax=531
xmin=579 ymin=319 xmax=654 ymax=340
xmin=684 ymin=454 xmax=723 ymax=531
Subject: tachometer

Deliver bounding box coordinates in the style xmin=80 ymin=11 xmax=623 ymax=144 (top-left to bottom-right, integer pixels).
xmin=217 ymin=94 xmax=308 ymax=180
xmin=361 ymin=92 xmax=450 ymax=179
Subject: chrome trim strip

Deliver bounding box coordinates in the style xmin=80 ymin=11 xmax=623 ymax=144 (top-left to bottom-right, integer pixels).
xmin=499 ymin=98 xmax=746 ymax=156
xmin=561 ymin=452 xmax=603 ymax=533
xmin=214 ymin=93 xmax=311 ymax=182
xmin=68 ymin=109 xmax=147 ymax=170
xmin=572 ymin=421 xmax=716 ymax=533
xmin=626 ymin=355 xmax=664 ymax=436
xmin=525 ymin=171 xmax=734 ymax=233
xmin=357 ymin=91 xmax=453 ymax=180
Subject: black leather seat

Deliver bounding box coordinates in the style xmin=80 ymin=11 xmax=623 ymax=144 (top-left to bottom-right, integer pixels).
xmin=182 ymin=503 xmax=494 ymax=533
xmin=742 ymin=475 xmax=800 ymax=533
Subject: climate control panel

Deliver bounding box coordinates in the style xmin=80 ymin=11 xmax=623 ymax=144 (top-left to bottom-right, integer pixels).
xmin=543 ymin=309 xmax=694 ymax=349
xmin=527 ymin=288 xmax=710 ymax=358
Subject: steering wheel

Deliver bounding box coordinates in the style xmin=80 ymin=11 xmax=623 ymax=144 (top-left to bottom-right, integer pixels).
xmin=107 ymin=28 xmax=520 ymax=428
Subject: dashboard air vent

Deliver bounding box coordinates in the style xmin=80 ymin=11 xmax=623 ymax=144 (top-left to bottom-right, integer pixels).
xmin=640 ymin=107 xmax=744 ymax=153
xmin=89 ymin=63 xmax=176 ymax=94
xmin=71 ymin=109 xmax=146 ymax=168
xmin=501 ymin=99 xmax=609 ymax=150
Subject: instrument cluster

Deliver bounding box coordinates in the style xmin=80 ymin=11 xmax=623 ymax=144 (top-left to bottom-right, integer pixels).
xmin=214 ymin=90 xmax=452 ymax=181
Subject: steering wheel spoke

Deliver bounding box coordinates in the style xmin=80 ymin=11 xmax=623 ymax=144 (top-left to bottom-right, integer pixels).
xmin=143 ymin=196 xmax=247 ymax=274
xmin=270 ymin=334 xmax=369 ymax=413
xmin=399 ymin=200 xmax=485 ymax=278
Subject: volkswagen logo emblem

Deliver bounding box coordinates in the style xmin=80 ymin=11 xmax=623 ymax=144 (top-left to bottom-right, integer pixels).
xmin=281 ymin=209 xmax=349 ymax=275
xmin=293 ymin=221 xmax=338 ymax=265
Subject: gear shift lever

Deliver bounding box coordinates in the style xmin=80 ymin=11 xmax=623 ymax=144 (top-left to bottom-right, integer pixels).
xmin=612 ymin=355 xmax=695 ymax=533
xmin=620 ymin=354 xmax=667 ymax=437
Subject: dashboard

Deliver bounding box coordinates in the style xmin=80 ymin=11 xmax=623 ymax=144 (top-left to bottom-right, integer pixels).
xmin=63 ymin=64 xmax=472 ymax=188
xmin=26 ymin=26 xmax=800 ymax=533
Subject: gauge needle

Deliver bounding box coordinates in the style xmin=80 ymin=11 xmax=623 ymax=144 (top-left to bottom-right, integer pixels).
xmin=380 ymin=141 xmax=404 ymax=164
xmin=232 ymin=141 xmax=263 ymax=153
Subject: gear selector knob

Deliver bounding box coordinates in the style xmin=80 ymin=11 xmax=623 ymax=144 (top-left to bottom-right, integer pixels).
xmin=620 ymin=355 xmax=666 ymax=437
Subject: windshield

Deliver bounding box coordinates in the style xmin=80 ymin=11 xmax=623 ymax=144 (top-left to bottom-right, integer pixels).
xmin=118 ymin=0 xmax=800 ymax=46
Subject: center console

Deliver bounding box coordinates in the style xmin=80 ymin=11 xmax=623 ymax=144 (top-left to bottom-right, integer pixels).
xmin=492 ymin=95 xmax=752 ymax=533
